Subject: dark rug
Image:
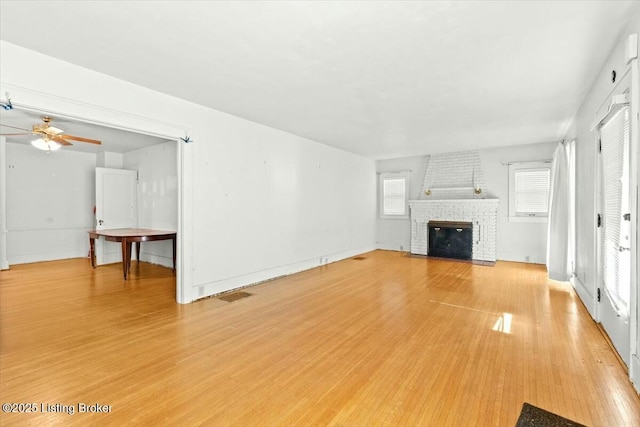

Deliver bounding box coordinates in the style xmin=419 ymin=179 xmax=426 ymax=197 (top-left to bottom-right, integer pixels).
xmin=516 ymin=403 xmax=587 ymax=427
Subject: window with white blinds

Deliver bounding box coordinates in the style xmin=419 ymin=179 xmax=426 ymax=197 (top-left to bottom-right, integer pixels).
xmin=600 ymin=106 xmax=631 ymax=315
xmin=380 ymin=172 xmax=409 ymax=219
xmin=508 ymin=162 xmax=550 ymax=220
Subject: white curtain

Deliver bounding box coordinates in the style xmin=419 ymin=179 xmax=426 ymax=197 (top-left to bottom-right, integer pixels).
xmin=547 ymin=140 xmax=575 ymax=281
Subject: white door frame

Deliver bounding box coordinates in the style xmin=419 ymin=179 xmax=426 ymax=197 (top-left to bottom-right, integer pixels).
xmin=0 ymin=136 xmax=8 ymax=270
xmin=0 ymin=83 xmax=191 ymax=303
xmin=594 ymin=68 xmax=635 ymax=369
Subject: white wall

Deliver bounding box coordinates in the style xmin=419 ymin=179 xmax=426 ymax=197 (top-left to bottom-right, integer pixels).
xmin=192 ymin=122 xmax=376 ymax=296
xmin=480 ymin=142 xmax=556 ymax=263
xmin=5 ymin=142 xmax=95 ymax=264
xmin=376 ymin=142 xmax=556 ymax=263
xmin=0 ymin=41 xmax=377 ymax=302
xmin=123 ymin=141 xmax=177 ymax=268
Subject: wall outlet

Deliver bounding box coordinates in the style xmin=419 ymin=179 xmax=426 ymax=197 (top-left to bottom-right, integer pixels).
xmin=198 ymin=286 xmax=204 ymax=297
xmin=525 ymin=256 xmax=530 ymax=263
xmin=400 ymin=245 xmax=404 ymax=251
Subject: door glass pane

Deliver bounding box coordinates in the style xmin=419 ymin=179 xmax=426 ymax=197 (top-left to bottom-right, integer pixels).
xmin=600 ymin=107 xmax=630 ymax=314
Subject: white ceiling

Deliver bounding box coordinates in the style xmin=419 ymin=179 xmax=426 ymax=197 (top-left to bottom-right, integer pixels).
xmin=0 ymin=1 xmax=636 ymax=159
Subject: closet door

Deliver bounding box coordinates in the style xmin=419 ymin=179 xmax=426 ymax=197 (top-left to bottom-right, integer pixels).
xmin=94 ymin=167 xmax=137 ymax=265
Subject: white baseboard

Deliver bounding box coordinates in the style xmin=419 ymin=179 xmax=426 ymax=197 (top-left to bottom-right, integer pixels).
xmin=497 ymin=252 xmax=545 ymax=264
xmin=8 ymin=249 xmax=88 ymax=265
xmin=140 ymin=252 xmax=173 ymax=268
xmin=0 ymin=229 xmax=8 ymax=270
xmin=7 ymin=228 xmax=90 ymax=266
xmin=571 ymin=274 xmax=597 ymax=320
xmin=631 ymin=354 xmax=640 ymax=394
xmin=192 ymin=245 xmax=376 ymax=301
xmin=376 ymin=243 xmax=409 ymax=252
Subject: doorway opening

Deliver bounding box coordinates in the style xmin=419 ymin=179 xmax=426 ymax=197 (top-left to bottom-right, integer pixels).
xmin=0 ymin=103 xmax=185 ymax=302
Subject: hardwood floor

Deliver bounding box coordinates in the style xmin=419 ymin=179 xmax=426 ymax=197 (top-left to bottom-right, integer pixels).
xmin=1 ymin=251 xmax=639 ymax=426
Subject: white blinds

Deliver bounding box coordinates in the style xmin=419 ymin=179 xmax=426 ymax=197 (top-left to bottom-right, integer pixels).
xmin=515 ymin=169 xmax=550 ymax=215
xmin=600 ymin=107 xmax=631 ymax=314
xmin=383 ymin=177 xmax=406 ymax=215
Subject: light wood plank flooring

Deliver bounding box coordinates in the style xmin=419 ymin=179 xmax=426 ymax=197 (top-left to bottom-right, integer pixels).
xmin=1 ymin=250 xmax=639 ymax=426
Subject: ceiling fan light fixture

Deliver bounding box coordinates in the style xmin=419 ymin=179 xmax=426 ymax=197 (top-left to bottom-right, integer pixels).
xmin=31 ymin=137 xmax=61 ymax=152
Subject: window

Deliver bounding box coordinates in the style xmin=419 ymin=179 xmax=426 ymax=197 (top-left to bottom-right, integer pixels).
xmin=508 ymin=162 xmax=550 ymax=221
xmin=379 ymin=171 xmax=409 ymax=219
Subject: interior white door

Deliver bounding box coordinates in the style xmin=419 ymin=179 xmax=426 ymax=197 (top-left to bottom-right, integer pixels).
xmin=598 ymin=102 xmax=632 ymax=367
xmin=95 ymin=167 xmax=137 ymax=265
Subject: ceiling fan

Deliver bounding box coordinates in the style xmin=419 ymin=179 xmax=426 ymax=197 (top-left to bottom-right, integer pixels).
xmin=0 ymin=116 xmax=102 ymax=151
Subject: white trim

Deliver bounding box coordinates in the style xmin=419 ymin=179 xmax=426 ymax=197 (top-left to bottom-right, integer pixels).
xmin=632 ymin=354 xmax=640 ymax=394
xmin=627 ymin=44 xmax=639 ymax=381
xmin=626 ymin=33 xmax=638 ymax=64
xmin=1 ymin=83 xmax=189 ymax=139
xmin=8 ymin=251 xmax=88 ymax=266
xmin=379 ymin=171 xmax=410 ymax=219
xmin=140 ymin=252 xmax=174 ymax=269
xmin=571 ymin=274 xmax=597 ymax=319
xmin=508 ymin=216 xmax=547 ymax=223
xmin=591 ymin=93 xmax=630 ymax=131
xmin=194 ymin=245 xmax=376 ymax=299
xmin=428 ymin=186 xmax=476 ymax=192
xmin=508 ymin=161 xmax=551 ymax=219
xmin=0 ymin=136 xmax=7 ymax=270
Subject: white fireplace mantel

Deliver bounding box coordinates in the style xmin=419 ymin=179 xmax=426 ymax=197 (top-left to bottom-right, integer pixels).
xmin=409 ymin=198 xmax=499 ymax=262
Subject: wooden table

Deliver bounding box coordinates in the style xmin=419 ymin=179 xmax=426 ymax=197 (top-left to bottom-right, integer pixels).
xmin=89 ymin=228 xmax=176 ymax=279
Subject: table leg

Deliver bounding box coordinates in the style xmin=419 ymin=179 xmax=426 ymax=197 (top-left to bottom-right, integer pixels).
xmin=122 ymin=239 xmax=129 ymax=279
xmin=136 ymin=242 xmax=141 ymax=264
xmin=89 ymin=237 xmax=96 ymax=268
xmin=127 ymin=241 xmax=133 ymax=276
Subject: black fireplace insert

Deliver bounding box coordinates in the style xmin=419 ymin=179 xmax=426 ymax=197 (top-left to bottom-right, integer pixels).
xmin=428 ymin=221 xmax=473 ymax=260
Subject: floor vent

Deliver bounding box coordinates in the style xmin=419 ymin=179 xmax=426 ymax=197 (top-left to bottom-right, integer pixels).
xmin=218 ymin=291 xmax=252 ymax=303
xmin=352 ymin=256 xmax=366 ymax=261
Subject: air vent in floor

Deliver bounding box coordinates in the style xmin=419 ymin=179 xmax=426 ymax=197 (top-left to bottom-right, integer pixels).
xmin=218 ymin=291 xmax=252 ymax=302
xmin=352 ymin=256 xmax=366 ymax=261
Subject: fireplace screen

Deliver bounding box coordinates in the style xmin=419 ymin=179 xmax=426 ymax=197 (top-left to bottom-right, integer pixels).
xmin=428 ymin=221 xmax=473 ymax=260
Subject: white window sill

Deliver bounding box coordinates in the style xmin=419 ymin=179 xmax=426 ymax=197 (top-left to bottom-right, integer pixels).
xmin=380 ymin=215 xmax=409 ymax=220
xmin=508 ymin=216 xmax=548 ymax=223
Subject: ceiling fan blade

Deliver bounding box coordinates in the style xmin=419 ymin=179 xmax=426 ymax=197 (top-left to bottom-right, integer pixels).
xmin=1 ymin=124 xmax=32 ymax=132
xmin=44 ymin=126 xmax=64 ymax=136
xmin=0 ymin=132 xmax=33 ymax=136
xmin=62 ymin=134 xmax=101 ymax=145
xmin=51 ymin=136 xmax=73 ymax=146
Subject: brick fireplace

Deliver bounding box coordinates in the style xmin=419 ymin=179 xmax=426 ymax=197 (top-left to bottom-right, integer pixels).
xmin=409 ymin=199 xmax=499 ymax=262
